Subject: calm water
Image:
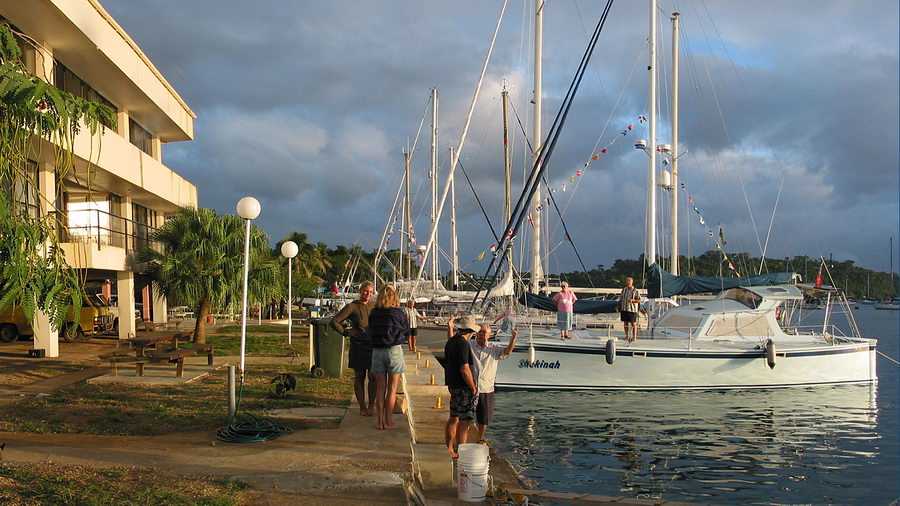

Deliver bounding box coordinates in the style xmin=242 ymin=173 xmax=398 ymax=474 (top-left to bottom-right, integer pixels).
xmin=491 ymin=308 xmax=899 ymax=504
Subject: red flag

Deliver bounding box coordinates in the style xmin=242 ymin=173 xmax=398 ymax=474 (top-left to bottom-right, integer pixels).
xmin=814 ymin=264 xmax=824 ymax=288
xmin=331 ymin=283 xmax=339 ymax=295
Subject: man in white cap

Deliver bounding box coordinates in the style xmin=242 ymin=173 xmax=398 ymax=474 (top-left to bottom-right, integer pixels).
xmin=443 ymin=315 xmax=479 ymax=458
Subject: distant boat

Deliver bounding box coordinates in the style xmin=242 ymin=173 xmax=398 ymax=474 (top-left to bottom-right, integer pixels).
xmin=875 ymin=298 xmax=900 ymax=311
xmin=861 ymin=299 xmax=877 ymax=305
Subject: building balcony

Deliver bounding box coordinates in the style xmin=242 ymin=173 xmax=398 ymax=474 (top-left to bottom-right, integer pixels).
xmin=54 ymin=208 xmax=160 ymax=272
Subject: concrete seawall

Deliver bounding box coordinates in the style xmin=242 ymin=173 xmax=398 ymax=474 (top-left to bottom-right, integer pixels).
xmin=402 ymin=336 xmax=527 ymax=504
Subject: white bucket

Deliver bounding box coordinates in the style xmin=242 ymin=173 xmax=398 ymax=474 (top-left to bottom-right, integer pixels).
xmin=457 ymin=443 xmax=490 ymax=502
xmin=458 ymin=470 xmax=490 ymax=502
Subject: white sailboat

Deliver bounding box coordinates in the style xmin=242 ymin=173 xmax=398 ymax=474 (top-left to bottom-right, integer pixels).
xmin=875 ymin=236 xmax=899 ymax=310
xmin=494 ymin=1 xmax=877 ymax=390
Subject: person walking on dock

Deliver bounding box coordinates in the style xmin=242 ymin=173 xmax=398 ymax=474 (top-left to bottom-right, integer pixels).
xmin=470 ymin=323 xmax=517 ymax=443
xmin=444 ymin=315 xmax=480 ymax=458
xmin=619 ymin=277 xmax=641 ymax=343
xmin=332 ymin=281 xmax=375 ymax=416
xmin=368 ymin=285 xmax=409 ymax=430
xmin=404 ymin=299 xmax=421 ymax=352
xmin=553 ymin=281 xmax=578 ymax=340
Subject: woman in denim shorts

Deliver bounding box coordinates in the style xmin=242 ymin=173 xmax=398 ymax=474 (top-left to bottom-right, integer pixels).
xmin=368 ymin=285 xmax=409 ymax=430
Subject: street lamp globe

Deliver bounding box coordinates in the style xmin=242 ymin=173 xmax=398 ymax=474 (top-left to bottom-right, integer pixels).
xmin=281 ymin=240 xmax=299 ymax=259
xmin=236 ymin=196 xmax=261 ymax=220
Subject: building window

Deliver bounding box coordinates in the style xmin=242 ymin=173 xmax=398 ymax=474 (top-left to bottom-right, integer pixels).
xmin=53 ymin=60 xmax=117 ymax=129
xmin=2 ymin=160 xmax=40 ymax=219
xmin=128 ymin=119 xmax=153 ymax=156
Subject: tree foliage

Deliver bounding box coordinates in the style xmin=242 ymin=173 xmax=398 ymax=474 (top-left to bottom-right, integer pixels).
xmin=0 ymin=23 xmax=115 ymax=328
xmin=138 ymin=207 xmax=280 ymax=343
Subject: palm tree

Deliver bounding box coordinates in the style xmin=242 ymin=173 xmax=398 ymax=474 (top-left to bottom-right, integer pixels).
xmin=139 ymin=207 xmax=279 ymax=344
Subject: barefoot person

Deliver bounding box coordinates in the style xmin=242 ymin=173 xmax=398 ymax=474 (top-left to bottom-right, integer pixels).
xmin=444 ymin=315 xmax=479 ymax=458
xmin=470 ymin=323 xmax=517 ymax=443
xmin=404 ymin=299 xmax=421 ymax=352
xmin=368 ymin=285 xmax=409 ymax=430
xmin=619 ymin=277 xmax=641 ymax=343
xmin=332 ymin=281 xmax=375 ymax=416
xmin=552 ymin=281 xmax=577 ymax=340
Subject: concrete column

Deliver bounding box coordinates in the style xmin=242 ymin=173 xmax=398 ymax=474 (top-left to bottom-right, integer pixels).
xmin=116 ymin=110 xmax=130 ymax=139
xmin=117 ymin=271 xmax=136 ymax=340
xmin=32 ymin=311 xmax=59 ymax=358
xmin=150 ymin=137 xmax=162 ymax=161
xmin=141 ymin=284 xmax=151 ymax=321
xmin=152 ymin=289 xmax=168 ymax=325
xmin=35 ymin=42 xmax=53 ymax=84
xmin=33 ymin=162 xmax=59 ymax=357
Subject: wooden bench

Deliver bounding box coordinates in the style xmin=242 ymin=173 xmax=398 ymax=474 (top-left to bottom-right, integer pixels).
xmin=102 ymin=336 xmax=212 ymax=378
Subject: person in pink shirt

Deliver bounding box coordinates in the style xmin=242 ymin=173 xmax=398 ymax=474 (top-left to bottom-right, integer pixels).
xmin=552 ymin=281 xmax=577 ymax=340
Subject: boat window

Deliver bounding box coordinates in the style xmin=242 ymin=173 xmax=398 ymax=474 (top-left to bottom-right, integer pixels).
xmin=706 ymin=314 xmax=772 ymax=338
xmin=721 ymin=288 xmax=762 ymax=309
xmin=654 ymin=312 xmax=704 ymax=333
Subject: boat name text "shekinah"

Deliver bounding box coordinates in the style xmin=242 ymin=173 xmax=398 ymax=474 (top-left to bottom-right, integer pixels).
xmin=519 ymin=359 xmax=561 ymax=369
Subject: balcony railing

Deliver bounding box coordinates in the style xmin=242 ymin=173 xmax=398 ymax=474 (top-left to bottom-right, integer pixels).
xmin=53 ymin=208 xmax=160 ymax=253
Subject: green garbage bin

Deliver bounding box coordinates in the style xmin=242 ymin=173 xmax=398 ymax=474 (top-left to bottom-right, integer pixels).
xmin=309 ymin=318 xmax=345 ymax=378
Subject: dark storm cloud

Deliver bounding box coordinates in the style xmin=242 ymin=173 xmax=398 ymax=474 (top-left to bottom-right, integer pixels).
xmin=103 ymin=0 xmax=898 ymax=271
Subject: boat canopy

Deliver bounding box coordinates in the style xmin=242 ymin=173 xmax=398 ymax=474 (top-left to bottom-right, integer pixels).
xmin=519 ymin=292 xmax=619 ymax=314
xmin=647 ymin=263 xmax=796 ymax=298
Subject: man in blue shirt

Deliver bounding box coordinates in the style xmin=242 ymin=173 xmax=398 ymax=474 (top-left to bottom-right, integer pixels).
xmin=444 ymin=315 xmax=479 ymax=458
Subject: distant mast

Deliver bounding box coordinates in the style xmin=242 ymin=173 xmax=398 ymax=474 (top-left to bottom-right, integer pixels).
xmin=669 ymin=11 xmax=680 ymax=275
xmin=400 ymin=150 xmax=409 ymax=280
xmin=530 ymin=0 xmax=545 ymax=292
xmin=646 ymin=0 xmax=658 ymax=267
xmin=502 ymin=84 xmax=514 ymax=276
xmin=449 ymin=146 xmax=460 ymax=290
xmin=430 ymin=87 xmax=439 ymax=289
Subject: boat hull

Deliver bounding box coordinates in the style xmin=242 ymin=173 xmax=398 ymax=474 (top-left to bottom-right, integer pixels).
xmin=495 ymin=341 xmax=877 ymax=391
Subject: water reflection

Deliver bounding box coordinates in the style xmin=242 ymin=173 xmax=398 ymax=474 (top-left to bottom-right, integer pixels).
xmin=492 ymin=384 xmax=893 ymax=503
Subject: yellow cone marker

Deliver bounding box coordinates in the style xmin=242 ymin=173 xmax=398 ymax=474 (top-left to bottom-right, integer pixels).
xmin=425 ymin=359 xmax=431 ymax=368
xmin=416 ymin=351 xmax=422 ymax=360
xmin=434 ymin=395 xmax=443 ymax=409
xmin=429 ymin=373 xmax=436 ymax=385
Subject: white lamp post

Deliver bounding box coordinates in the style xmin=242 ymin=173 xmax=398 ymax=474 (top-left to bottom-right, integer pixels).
xmin=280 ymin=240 xmax=299 ymax=345
xmin=236 ymin=196 xmax=261 ymax=376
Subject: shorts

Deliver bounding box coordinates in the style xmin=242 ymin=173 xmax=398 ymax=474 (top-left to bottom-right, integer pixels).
xmin=449 ymin=387 xmax=477 ymax=420
xmin=349 ymin=343 xmax=373 ymax=372
xmin=409 ymin=328 xmax=418 ymax=337
xmin=620 ymin=311 xmax=637 ymax=323
xmin=476 ymin=392 xmax=495 ymax=426
xmin=371 ymin=345 xmax=405 ymax=374
xmin=557 ymin=311 xmax=573 ymax=331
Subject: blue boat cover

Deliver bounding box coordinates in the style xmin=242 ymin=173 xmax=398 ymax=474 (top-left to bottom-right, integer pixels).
xmin=647 ymin=263 xmax=794 ymax=298
xmin=519 ymin=292 xmax=619 ymax=314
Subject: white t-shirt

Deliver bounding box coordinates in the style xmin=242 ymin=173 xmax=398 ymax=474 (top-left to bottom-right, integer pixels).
xmin=469 ymin=340 xmax=507 ymax=393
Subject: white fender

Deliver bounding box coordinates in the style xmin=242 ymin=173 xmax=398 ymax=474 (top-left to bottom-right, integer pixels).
xmin=528 ymin=344 xmax=536 ymax=365
xmin=765 ymin=338 xmax=776 ymax=369
xmin=605 ymin=339 xmax=616 ymax=365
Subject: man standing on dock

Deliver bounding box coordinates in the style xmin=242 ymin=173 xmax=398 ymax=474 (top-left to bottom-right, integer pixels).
xmin=332 ymin=281 xmax=376 ymax=416
xmin=470 ymin=323 xmax=517 ymax=443
xmin=444 ymin=315 xmax=480 ymax=458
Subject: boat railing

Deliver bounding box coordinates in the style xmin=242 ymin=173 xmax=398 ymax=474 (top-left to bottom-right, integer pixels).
xmin=782 ymin=324 xmax=859 ymax=344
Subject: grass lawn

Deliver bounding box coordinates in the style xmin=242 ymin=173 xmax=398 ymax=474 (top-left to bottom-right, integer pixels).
xmin=0 ymin=462 xmax=251 ymax=505
xmin=193 ymin=323 xmax=311 ymax=356
xmin=0 ymin=363 xmax=352 ymax=436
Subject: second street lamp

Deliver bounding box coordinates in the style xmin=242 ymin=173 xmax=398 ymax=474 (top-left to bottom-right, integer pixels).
xmin=280 ymin=240 xmax=299 ymax=345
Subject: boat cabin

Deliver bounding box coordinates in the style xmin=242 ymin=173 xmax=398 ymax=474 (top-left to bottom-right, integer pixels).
xmin=650 ymin=285 xmax=806 ymax=342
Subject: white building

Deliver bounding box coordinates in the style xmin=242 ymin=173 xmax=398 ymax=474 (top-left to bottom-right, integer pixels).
xmin=0 ymin=0 xmax=198 ymax=356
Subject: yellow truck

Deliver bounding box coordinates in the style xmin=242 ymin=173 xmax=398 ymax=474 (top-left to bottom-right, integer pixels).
xmin=0 ymin=299 xmax=109 ymax=343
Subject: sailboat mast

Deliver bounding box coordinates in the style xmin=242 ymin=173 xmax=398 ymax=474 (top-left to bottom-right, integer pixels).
xmin=646 ymin=0 xmax=658 ymax=267
xmin=449 ymin=147 xmax=460 ymax=290
xmin=405 ymin=150 xmax=412 ymax=279
xmin=502 ymin=85 xmax=513 ymax=274
xmin=530 ymin=0 xmax=545 ymax=293
xmin=669 ymin=11 xmax=680 ymax=275
xmin=400 ymin=150 xmax=408 ymax=280
xmin=430 ymin=87 xmax=439 ymax=289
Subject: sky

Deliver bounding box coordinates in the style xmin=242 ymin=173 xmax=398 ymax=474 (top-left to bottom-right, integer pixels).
xmin=103 ymin=0 xmax=900 ymax=273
